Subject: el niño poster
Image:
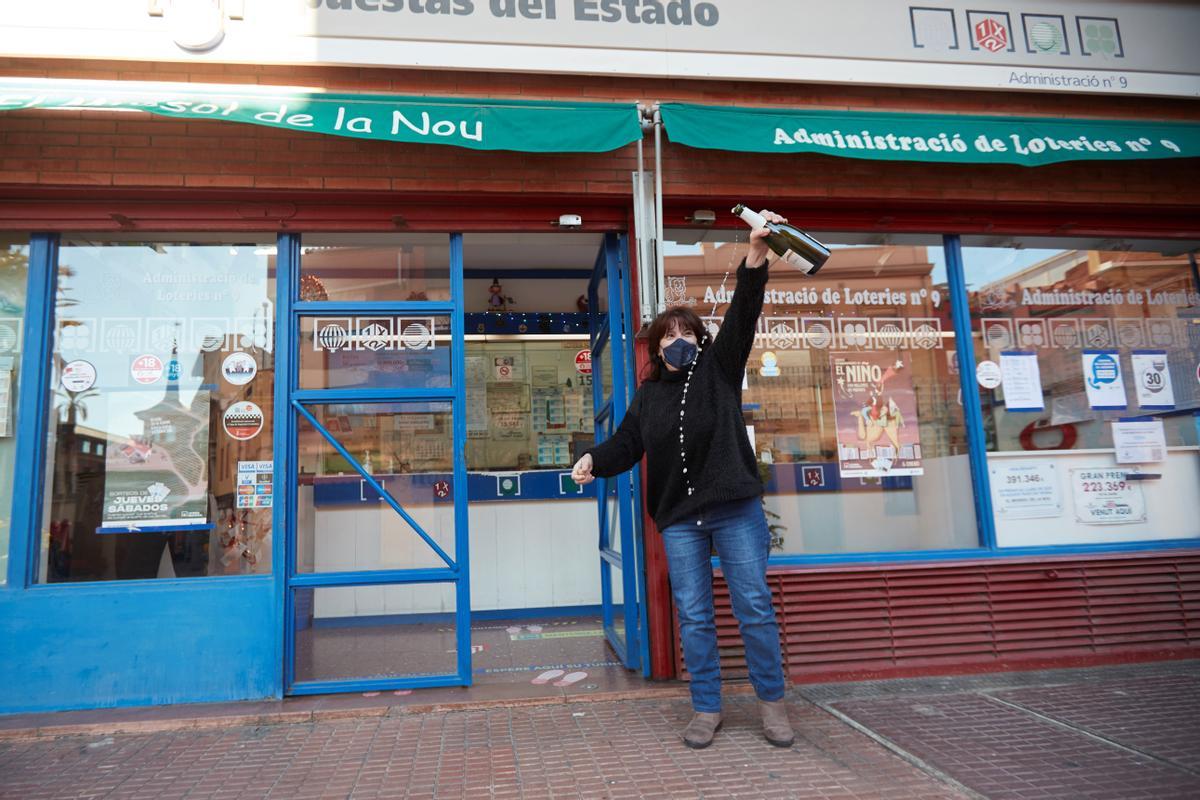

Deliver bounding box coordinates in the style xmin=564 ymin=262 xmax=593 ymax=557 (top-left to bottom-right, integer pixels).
xmin=830 ymin=352 xmax=924 ymax=478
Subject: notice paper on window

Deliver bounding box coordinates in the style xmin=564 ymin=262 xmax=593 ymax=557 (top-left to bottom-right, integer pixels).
xmin=1131 ymin=350 xmax=1176 ymax=410
xmin=998 ymin=351 xmax=1044 ymax=412
xmin=1082 ymin=350 xmax=1127 ymax=410
xmin=0 ymin=357 xmax=12 ymax=438
xmin=1111 ymin=418 xmax=1167 ymax=464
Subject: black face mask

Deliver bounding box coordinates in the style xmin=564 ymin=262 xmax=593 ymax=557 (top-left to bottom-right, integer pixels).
xmin=661 ymin=338 xmax=698 ymax=369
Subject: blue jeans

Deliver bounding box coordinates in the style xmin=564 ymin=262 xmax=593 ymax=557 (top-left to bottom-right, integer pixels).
xmin=661 ymin=496 xmax=785 ymax=713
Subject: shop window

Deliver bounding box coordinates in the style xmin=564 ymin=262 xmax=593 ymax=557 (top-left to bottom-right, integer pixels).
xmin=464 ymin=339 xmax=595 ymax=471
xmin=295 ymin=403 xmax=455 ymax=575
xmin=298 ymin=315 xmax=453 ymax=390
xmin=0 ymin=235 xmax=29 ymax=584
xmin=460 ymin=232 xmax=603 ymax=471
xmin=662 ymin=231 xmax=978 ymax=555
xmin=964 ymin=240 xmax=1200 ymax=546
xmin=38 ymin=236 xmax=277 ymax=583
xmin=299 ymin=234 xmax=450 ymax=303
xmin=293 ymin=582 xmax=458 ymax=683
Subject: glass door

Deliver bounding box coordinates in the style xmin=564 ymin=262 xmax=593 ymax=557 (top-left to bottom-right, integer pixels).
xmin=282 ymin=234 xmax=470 ymax=694
xmin=588 ymin=232 xmax=649 ymax=673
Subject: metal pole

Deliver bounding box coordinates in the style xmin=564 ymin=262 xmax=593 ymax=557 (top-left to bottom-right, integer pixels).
xmin=634 ymin=105 xmax=652 ymax=325
xmin=653 ymin=104 xmax=666 ymax=315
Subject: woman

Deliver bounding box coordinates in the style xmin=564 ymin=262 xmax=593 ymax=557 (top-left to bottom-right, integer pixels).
xmin=571 ymin=212 xmax=793 ymax=750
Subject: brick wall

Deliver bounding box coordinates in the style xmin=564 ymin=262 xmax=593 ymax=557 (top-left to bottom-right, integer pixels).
xmin=1 ymin=57 xmax=1198 ymax=211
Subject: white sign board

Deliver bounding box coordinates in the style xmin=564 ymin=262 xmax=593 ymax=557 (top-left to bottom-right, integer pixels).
xmin=1070 ymin=467 xmax=1146 ymax=525
xmin=1 ymin=1 xmax=1197 ymax=97
xmin=990 ymin=461 xmax=1063 ymax=520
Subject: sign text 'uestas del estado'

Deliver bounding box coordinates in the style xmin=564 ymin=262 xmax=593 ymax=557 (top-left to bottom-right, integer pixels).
xmin=305 ymin=0 xmax=720 ymax=26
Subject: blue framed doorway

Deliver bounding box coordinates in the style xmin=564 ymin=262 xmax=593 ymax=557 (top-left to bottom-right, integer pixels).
xmin=279 ymin=233 xmax=472 ymax=694
xmin=588 ymin=232 xmax=650 ymax=675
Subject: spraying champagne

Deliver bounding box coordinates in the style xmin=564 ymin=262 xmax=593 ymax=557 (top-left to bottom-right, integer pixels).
xmin=732 ymin=205 xmax=830 ymax=275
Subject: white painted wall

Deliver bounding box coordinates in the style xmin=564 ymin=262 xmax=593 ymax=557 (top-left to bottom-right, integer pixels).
xmin=764 ymin=454 xmax=978 ymax=555
xmin=992 ymin=449 xmax=1200 ymax=547
xmin=307 ymin=496 xmax=602 ymax=619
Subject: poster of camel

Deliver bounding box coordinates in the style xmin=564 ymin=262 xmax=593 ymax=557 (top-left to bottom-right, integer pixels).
xmin=830 ymin=352 xmax=924 ymax=478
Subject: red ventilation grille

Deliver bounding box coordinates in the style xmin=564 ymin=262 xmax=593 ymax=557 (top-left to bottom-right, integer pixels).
xmin=674 ymin=552 xmax=1200 ymax=683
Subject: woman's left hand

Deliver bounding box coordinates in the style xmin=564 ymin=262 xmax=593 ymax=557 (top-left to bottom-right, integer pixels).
xmin=746 ymin=209 xmax=788 ymax=267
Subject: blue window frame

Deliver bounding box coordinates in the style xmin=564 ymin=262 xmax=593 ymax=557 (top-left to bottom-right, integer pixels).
xmin=278 ymin=233 xmax=472 ymax=694
xmin=738 ymin=234 xmax=1200 ymax=569
xmin=7 ymin=233 xmax=56 ymax=588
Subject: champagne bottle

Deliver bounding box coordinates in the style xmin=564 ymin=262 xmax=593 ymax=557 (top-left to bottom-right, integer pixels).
xmin=732 ymin=205 xmax=830 ymax=275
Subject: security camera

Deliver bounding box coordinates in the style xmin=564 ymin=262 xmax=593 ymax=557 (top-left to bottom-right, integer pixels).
xmin=555 ymin=214 xmax=583 ymax=228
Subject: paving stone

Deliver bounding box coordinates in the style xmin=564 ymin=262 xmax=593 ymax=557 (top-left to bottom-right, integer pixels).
xmin=7 ymin=661 xmax=1199 ymax=799
xmin=830 ymin=691 xmax=1200 ymax=799
xmin=0 ymin=695 xmax=965 ymax=800
xmin=987 ymin=673 xmax=1200 ymax=772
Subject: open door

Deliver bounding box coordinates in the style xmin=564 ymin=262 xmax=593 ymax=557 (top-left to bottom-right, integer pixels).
xmin=588 ymin=232 xmax=650 ymax=674
xmin=282 ymin=234 xmax=471 ymax=695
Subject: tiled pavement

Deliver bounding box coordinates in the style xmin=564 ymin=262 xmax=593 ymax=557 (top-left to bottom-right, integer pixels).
xmin=1 ymin=660 xmax=1198 ymax=799
xmin=803 ymin=659 xmax=1200 ymax=800
xmin=0 ymin=695 xmax=965 ymax=800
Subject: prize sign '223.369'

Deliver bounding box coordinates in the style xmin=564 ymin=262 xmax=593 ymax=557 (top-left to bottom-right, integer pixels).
xmin=313 ymin=318 xmax=437 ymax=353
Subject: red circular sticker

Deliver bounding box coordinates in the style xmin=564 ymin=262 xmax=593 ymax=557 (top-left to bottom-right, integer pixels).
xmin=223 ymin=401 xmax=264 ymax=441
xmin=130 ymin=354 xmax=164 ymax=385
xmin=574 ymin=349 xmax=592 ymax=375
xmin=433 ymin=480 xmax=450 ymax=499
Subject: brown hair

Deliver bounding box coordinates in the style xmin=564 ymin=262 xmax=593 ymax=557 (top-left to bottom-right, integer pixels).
xmin=642 ymin=306 xmax=711 ymax=382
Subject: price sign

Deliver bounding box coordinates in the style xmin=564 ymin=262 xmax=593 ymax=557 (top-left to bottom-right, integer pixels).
xmin=1070 ymin=467 xmax=1146 ymax=525
xmin=989 ymin=461 xmax=1062 ymax=520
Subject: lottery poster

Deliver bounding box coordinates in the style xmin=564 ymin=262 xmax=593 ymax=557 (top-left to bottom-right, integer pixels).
xmin=100 ymin=390 xmax=211 ymax=531
xmin=830 ymin=352 xmax=923 ymax=478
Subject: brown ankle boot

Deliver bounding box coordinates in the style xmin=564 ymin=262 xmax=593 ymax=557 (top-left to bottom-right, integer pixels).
xmin=682 ymin=711 xmax=723 ymax=749
xmin=760 ymin=699 xmax=794 ymax=747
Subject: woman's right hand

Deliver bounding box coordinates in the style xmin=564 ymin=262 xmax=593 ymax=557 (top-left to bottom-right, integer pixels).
xmin=746 ymin=209 xmax=787 ymax=267
xmin=571 ymin=453 xmax=595 ymax=485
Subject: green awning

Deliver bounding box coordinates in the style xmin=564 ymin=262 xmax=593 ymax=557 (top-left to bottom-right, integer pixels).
xmin=660 ymin=102 xmax=1200 ymax=167
xmin=0 ymin=78 xmax=642 ymax=153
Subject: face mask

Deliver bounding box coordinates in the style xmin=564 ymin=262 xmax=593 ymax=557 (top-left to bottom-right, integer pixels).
xmin=661 ymin=338 xmax=698 ymax=369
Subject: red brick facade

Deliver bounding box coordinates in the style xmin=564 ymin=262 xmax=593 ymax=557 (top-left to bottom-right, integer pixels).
xmin=2 ymin=58 xmax=1199 ymax=228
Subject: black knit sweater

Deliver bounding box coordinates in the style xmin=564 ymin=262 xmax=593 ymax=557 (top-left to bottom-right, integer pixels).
xmin=586 ymin=258 xmax=769 ymax=530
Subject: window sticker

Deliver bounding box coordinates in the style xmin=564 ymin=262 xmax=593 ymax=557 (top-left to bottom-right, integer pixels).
xmin=61 ymin=359 xmax=97 ymax=392
xmin=236 ymin=461 xmax=274 ymax=509
xmin=223 ymin=401 xmax=264 ymax=441
xmin=130 ymin=353 xmax=164 ymax=385
xmin=221 ymin=351 xmax=258 ymax=386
